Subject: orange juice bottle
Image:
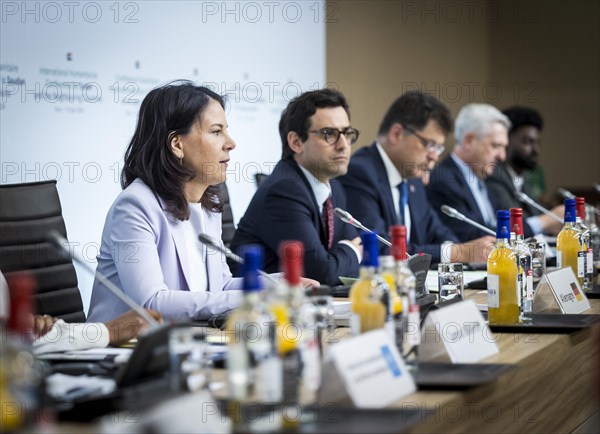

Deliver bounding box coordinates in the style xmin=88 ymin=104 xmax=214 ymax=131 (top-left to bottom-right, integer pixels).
xmin=487 ymin=210 xmax=519 ymax=325
xmin=557 ymin=199 xmax=583 ymax=288
xmin=350 ymin=231 xmax=387 ymax=335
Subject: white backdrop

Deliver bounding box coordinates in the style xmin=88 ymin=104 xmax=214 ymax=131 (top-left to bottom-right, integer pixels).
xmin=1 ymin=0 xmax=326 ymax=311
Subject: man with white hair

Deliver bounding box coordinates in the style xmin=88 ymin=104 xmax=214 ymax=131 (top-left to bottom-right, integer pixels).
xmin=427 ymin=104 xmax=510 ymax=242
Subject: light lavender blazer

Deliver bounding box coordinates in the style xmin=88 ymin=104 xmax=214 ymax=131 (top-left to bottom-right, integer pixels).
xmin=87 ymin=179 xmax=246 ymax=322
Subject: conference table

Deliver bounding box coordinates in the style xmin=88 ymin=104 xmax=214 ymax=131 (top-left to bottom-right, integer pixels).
xmin=59 ymin=282 xmax=600 ymax=433
xmin=395 ymin=290 xmax=599 ymax=433
xmin=192 ymin=287 xmax=600 ymax=433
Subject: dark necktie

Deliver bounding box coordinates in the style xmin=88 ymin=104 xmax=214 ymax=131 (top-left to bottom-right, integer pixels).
xmin=397 ymin=181 xmax=408 ymax=225
xmin=323 ymin=197 xmax=334 ymax=250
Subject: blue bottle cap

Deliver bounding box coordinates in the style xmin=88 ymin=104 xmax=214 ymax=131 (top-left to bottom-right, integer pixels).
xmin=496 ymin=210 xmax=511 ymax=239
xmin=360 ymin=231 xmax=379 ymax=267
xmin=564 ymin=199 xmax=576 ymax=223
xmin=241 ymin=245 xmax=263 ymax=291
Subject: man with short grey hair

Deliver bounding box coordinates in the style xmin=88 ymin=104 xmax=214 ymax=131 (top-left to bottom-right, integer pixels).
xmin=427 ymin=104 xmax=510 ymax=242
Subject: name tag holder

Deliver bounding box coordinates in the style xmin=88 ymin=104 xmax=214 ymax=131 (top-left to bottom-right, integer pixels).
xmin=318 ymin=329 xmax=416 ymax=408
xmin=533 ymin=267 xmax=590 ymax=314
xmin=419 ymin=300 xmax=499 ymax=364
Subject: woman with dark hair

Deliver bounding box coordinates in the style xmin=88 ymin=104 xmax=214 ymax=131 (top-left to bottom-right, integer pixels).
xmin=88 ymin=81 xmax=294 ymax=322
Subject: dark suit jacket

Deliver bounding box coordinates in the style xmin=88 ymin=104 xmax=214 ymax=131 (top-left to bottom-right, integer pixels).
xmin=485 ymin=163 xmax=536 ymax=237
xmin=337 ymin=143 xmax=458 ymax=263
xmin=230 ymin=159 xmax=359 ymax=285
xmin=427 ymin=155 xmax=497 ymax=242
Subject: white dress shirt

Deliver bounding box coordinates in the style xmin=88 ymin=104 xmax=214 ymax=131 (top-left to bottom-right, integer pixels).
xmin=376 ymin=142 xmax=412 ymax=240
xmin=451 ymin=153 xmax=496 ymax=227
xmin=297 ymin=165 xmax=361 ymax=262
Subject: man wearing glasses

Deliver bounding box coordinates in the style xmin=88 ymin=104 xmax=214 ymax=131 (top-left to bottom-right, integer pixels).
xmin=427 ymin=103 xmax=510 ymax=242
xmin=339 ymin=91 xmax=494 ymax=263
xmin=230 ymin=89 xmax=361 ymax=285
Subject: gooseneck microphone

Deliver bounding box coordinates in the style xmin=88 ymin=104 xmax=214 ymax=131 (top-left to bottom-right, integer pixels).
xmin=440 ymin=205 xmax=496 ymax=237
xmin=516 ymin=192 xmax=563 ymax=223
xmin=49 ymin=231 xmax=161 ymax=329
xmin=197 ymin=233 xmax=279 ymax=285
xmin=557 ymin=188 xmax=575 ymax=200
xmin=334 ymin=208 xmax=392 ymax=247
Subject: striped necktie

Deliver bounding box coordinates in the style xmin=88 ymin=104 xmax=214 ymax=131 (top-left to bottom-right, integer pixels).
xmin=323 ymin=197 xmax=334 ymax=250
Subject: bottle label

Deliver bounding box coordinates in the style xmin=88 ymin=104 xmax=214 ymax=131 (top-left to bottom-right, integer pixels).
xmin=300 ymin=340 xmax=321 ymax=393
xmin=350 ymin=313 xmax=361 ymax=336
xmin=557 ymin=251 xmax=562 ymax=268
xmin=384 ymin=319 xmax=396 ymax=342
xmin=255 ymin=356 xmax=282 ymax=402
xmin=487 ymin=274 xmax=500 ymax=308
xmin=586 ymin=248 xmax=593 ymax=274
xmin=282 ymin=350 xmax=301 ymax=406
xmin=407 ymin=309 xmax=420 ymax=346
xmin=577 ymin=251 xmax=585 ymax=277
xmin=526 ymin=270 xmax=534 ymax=300
xmin=227 ymin=343 xmax=247 ymax=401
xmin=517 ymin=268 xmax=523 ymax=307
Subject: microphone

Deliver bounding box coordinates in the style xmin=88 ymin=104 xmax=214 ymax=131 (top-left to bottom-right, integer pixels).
xmin=197 ymin=233 xmax=279 ymax=285
xmin=440 ymin=205 xmax=496 ymax=237
xmin=516 ymin=192 xmax=563 ymax=223
xmin=557 ymin=188 xmax=575 ymax=200
xmin=559 ymin=188 xmax=600 ymax=217
xmin=334 ymin=208 xmax=392 ymax=247
xmin=48 ymin=231 xmax=161 ymax=329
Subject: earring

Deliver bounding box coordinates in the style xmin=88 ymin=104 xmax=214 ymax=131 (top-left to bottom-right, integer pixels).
xmin=179 ymin=155 xmax=183 ymax=165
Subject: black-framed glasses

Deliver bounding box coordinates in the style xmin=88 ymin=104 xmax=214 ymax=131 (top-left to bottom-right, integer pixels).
xmin=404 ymin=125 xmax=445 ymax=155
xmin=308 ymin=127 xmax=360 ymax=146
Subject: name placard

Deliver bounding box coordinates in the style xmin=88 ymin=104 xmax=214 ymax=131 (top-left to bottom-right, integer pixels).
xmin=534 ymin=267 xmax=590 ymax=314
xmin=321 ymin=329 xmax=415 ymax=408
xmin=420 ymin=300 xmax=498 ymax=363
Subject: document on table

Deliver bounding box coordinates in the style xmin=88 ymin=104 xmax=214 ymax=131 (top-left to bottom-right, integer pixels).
xmin=37 ymin=347 xmax=134 ymax=363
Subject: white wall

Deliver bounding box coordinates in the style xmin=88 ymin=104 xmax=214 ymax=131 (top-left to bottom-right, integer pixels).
xmin=1 ymin=0 xmax=326 ymax=312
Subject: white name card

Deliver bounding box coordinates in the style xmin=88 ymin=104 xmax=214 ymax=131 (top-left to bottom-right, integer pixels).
xmin=420 ymin=300 xmax=498 ymax=364
xmin=322 ymin=329 xmax=416 ymax=408
xmin=534 ymin=267 xmax=590 ymax=314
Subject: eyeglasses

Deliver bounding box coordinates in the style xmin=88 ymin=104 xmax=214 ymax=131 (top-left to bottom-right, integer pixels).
xmin=308 ymin=127 xmax=360 ymax=146
xmin=404 ymin=125 xmax=445 ymax=155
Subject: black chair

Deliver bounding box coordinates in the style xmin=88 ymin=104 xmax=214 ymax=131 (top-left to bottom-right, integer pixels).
xmin=215 ymin=182 xmax=235 ymax=248
xmin=0 ymin=180 xmax=86 ymax=322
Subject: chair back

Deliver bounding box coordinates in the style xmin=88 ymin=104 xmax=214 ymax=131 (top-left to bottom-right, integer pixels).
xmin=215 ymin=182 xmax=235 ymax=248
xmin=0 ymin=180 xmax=86 ymax=322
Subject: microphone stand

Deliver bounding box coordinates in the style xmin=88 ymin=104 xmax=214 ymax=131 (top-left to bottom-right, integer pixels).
xmin=517 ymin=192 xmax=563 ymax=223
xmin=440 ymin=205 xmax=496 ymax=236
xmin=197 ymin=234 xmax=280 ymax=285
xmin=49 ymin=231 xmax=161 ymax=329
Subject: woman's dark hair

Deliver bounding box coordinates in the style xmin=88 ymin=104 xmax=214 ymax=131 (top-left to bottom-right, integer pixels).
xmin=122 ymin=80 xmax=225 ymax=220
xmin=279 ymin=89 xmax=350 ymax=161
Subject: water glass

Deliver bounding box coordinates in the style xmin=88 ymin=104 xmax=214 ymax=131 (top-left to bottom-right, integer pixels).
xmin=169 ymin=326 xmax=209 ymax=392
xmin=528 ymin=241 xmax=546 ymax=284
xmin=437 ymin=263 xmax=464 ymax=302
